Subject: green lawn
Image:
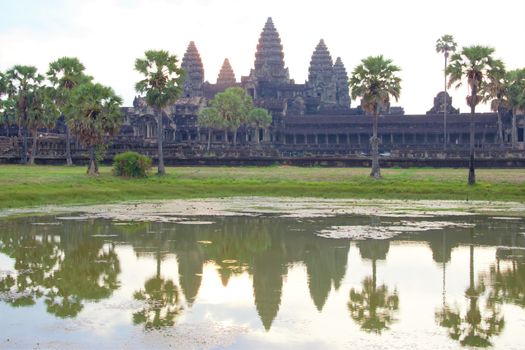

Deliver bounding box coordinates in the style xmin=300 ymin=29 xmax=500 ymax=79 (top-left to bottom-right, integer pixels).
xmin=0 ymin=165 xmax=524 ymax=209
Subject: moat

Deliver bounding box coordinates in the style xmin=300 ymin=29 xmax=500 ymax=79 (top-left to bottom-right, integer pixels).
xmin=1 ymin=199 xmax=524 ymax=349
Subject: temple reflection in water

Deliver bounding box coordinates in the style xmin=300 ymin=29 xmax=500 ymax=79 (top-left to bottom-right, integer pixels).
xmin=0 ymin=214 xmax=524 ymax=347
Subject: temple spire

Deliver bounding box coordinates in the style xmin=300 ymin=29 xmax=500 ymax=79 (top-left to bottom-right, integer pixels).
xmin=308 ymin=39 xmax=336 ymax=105
xmin=334 ymin=57 xmax=351 ymax=109
xmin=216 ymin=58 xmax=236 ymax=85
xmin=251 ymin=17 xmax=289 ymax=84
xmin=181 ymin=41 xmax=204 ymax=97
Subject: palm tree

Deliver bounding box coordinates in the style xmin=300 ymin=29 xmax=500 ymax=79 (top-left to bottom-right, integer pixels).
xmin=349 ymin=56 xmax=402 ymax=179
xmin=248 ymin=107 xmax=272 ymax=144
xmin=482 ymin=61 xmax=508 ymax=147
xmin=47 ymin=57 xmax=92 ymax=166
xmin=436 ymin=35 xmax=457 ymax=150
xmin=0 ymin=71 xmax=16 ymax=137
xmin=506 ymin=68 xmax=525 ymax=149
xmin=65 ymin=82 xmax=123 ymax=175
xmin=0 ymin=70 xmax=5 ymax=95
xmin=447 ymin=45 xmax=500 ymax=185
xmin=135 ymin=50 xmax=185 ymax=175
xmin=3 ymin=65 xmax=44 ymax=165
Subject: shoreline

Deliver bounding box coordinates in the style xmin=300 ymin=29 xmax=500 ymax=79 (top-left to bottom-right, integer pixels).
xmin=2 ymin=196 xmax=525 ymax=221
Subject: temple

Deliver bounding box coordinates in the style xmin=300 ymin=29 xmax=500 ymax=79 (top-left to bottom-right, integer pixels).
xmin=0 ymin=17 xmax=524 ymax=165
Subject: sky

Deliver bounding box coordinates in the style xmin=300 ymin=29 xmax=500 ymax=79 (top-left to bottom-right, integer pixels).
xmin=1 ymin=0 xmax=524 ymax=114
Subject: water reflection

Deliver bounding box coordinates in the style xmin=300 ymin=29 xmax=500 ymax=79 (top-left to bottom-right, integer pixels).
xmin=487 ymin=246 xmax=525 ymax=308
xmin=348 ymin=240 xmax=399 ymax=333
xmin=0 ymin=214 xmax=524 ymax=348
xmin=435 ymin=229 xmax=505 ymax=347
xmin=0 ymin=220 xmax=120 ymax=317
xmin=133 ymin=230 xmax=183 ymax=330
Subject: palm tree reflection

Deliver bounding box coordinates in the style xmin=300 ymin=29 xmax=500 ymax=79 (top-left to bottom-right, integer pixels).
xmin=435 ymin=230 xmax=505 ymax=347
xmin=133 ymin=229 xmax=183 ymax=330
xmin=348 ymin=240 xmax=399 ymax=333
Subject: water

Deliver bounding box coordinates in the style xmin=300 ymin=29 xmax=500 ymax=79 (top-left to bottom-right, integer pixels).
xmin=1 ymin=210 xmax=524 ymax=349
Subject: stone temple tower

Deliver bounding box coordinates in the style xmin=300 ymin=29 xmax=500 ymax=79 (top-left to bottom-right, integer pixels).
xmin=333 ymin=57 xmax=351 ymax=109
xmin=181 ymin=41 xmax=204 ymax=97
xmin=250 ymin=17 xmax=290 ymax=84
xmin=308 ymin=39 xmax=337 ymax=106
xmin=217 ymin=58 xmax=236 ymax=86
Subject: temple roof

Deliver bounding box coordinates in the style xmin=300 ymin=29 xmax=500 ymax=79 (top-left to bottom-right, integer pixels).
xmin=216 ymin=58 xmax=236 ymax=85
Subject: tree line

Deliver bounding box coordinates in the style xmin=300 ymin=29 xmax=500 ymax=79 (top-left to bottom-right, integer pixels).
xmin=0 ymin=58 xmax=122 ymax=175
xmin=1 ymin=40 xmax=524 ymax=182
xmin=350 ymin=36 xmax=525 ymax=184
xmin=0 ymin=51 xmax=271 ymax=176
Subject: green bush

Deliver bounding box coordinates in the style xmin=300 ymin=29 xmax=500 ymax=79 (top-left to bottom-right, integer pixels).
xmin=113 ymin=152 xmax=152 ymax=178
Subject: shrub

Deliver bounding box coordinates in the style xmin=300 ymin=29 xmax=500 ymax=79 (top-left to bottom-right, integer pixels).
xmin=113 ymin=152 xmax=152 ymax=178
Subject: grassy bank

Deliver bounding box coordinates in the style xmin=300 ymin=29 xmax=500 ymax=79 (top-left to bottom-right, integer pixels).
xmin=0 ymin=165 xmax=524 ymax=209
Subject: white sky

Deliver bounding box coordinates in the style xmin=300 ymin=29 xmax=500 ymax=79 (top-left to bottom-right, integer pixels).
xmin=1 ymin=0 xmax=524 ymax=114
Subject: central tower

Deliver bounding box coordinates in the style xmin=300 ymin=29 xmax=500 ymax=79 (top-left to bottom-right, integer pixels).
xmin=249 ymin=17 xmax=290 ymax=84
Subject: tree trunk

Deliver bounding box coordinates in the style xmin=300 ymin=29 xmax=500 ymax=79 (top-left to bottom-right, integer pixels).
xmin=224 ymin=130 xmax=228 ymax=144
xmin=468 ymin=104 xmax=476 ymax=185
xmin=443 ymin=53 xmax=448 ymax=151
xmin=496 ymin=110 xmax=504 ymax=148
xmin=21 ymin=125 xmax=28 ymax=165
xmin=156 ymin=108 xmax=165 ymax=175
xmin=370 ymin=110 xmax=381 ymax=179
xmin=207 ymin=129 xmax=211 ymax=151
xmin=87 ymin=146 xmax=97 ymax=176
xmin=256 ymin=127 xmax=260 ymax=144
xmin=5 ymin=123 xmax=9 ymax=138
xmin=511 ymin=109 xmax=517 ymax=149
xmin=29 ymin=128 xmax=37 ymax=165
xmin=233 ymin=129 xmax=237 ymax=146
xmin=65 ymin=123 xmax=73 ymax=166
xmin=95 ymin=148 xmax=99 ymax=173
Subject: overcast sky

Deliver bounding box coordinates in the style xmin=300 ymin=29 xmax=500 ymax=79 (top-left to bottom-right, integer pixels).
xmin=1 ymin=0 xmax=524 ymax=114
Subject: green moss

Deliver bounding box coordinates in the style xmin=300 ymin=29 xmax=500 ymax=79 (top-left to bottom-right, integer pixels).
xmin=0 ymin=165 xmax=524 ymax=209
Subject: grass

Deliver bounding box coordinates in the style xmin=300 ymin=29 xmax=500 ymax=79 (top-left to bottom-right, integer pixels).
xmin=0 ymin=165 xmax=524 ymax=209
